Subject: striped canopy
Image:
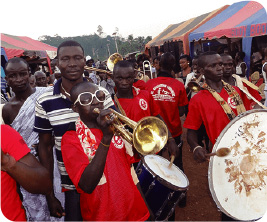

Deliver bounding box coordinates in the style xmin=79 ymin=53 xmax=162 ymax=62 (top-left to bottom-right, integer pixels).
xmin=189 ymin=1 xmax=267 ymax=42
xmin=145 ymin=5 xmax=228 ymax=54
xmin=1 ymin=33 xmax=57 ymax=59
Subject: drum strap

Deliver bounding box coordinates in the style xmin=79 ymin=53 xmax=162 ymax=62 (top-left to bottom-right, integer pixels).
xmin=232 ymin=74 xmax=259 ymax=91
xmin=202 ymin=80 xmax=246 ymax=120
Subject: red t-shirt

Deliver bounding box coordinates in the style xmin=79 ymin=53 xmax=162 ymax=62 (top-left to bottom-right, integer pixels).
xmin=61 ymin=129 xmax=150 ymax=221
xmin=133 ymin=79 xmax=146 ymax=90
xmin=116 ymin=87 xmax=160 ymax=122
xmin=146 ymin=77 xmax=188 ymax=137
xmin=183 ymin=87 xmax=255 ymax=148
xmin=1 ymin=125 xmax=29 ymax=221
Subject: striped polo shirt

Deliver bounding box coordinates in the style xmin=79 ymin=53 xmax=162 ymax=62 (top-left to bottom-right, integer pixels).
xmin=34 ymin=78 xmax=114 ymax=190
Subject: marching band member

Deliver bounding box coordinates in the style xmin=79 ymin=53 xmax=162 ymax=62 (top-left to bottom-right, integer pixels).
xmin=146 ymin=53 xmax=188 ymax=172
xmin=184 ymin=52 xmax=257 ymax=163
xmin=221 ymin=53 xmax=262 ymax=109
xmin=61 ymin=81 xmax=152 ymax=221
xmin=112 ymin=60 xmax=178 ymax=158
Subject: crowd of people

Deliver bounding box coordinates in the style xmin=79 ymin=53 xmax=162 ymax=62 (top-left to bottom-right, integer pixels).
xmin=1 ymin=39 xmax=267 ymax=221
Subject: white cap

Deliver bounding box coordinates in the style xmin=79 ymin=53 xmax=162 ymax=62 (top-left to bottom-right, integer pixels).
xmin=86 ymin=55 xmax=91 ymax=61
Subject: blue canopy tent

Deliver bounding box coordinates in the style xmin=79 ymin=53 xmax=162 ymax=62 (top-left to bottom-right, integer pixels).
xmin=188 ymin=1 xmax=267 ymax=77
xmin=1 ymin=47 xmax=8 ymax=78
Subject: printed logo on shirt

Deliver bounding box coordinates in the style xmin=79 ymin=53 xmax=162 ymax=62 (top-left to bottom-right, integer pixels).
xmin=227 ymin=97 xmax=237 ymax=109
xmin=112 ymin=135 xmax=124 ymax=149
xmin=139 ymin=98 xmax=148 ymax=110
xmin=151 ymin=84 xmax=175 ymax=102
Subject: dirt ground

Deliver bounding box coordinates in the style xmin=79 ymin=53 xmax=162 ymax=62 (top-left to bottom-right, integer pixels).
xmin=173 ymin=116 xmax=222 ymax=221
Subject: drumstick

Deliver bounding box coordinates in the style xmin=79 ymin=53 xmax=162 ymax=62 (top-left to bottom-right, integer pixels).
xmin=168 ymin=155 xmax=175 ymax=168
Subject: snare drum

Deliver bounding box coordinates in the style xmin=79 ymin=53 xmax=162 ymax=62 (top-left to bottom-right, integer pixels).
xmin=136 ymin=155 xmax=189 ymax=220
xmin=209 ymin=109 xmax=267 ymax=221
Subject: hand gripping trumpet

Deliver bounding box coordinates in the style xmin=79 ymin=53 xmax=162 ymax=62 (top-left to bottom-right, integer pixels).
xmin=93 ymin=108 xmax=168 ymax=155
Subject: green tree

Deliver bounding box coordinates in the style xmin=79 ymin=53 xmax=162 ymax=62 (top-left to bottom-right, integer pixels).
xmin=39 ymin=33 xmax=152 ymax=61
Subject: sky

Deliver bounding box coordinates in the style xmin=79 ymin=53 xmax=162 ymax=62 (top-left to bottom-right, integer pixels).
xmin=1 ymin=0 xmax=267 ymax=40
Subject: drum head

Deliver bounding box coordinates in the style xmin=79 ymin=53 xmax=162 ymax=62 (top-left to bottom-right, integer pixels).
xmin=209 ymin=109 xmax=267 ymax=220
xmin=143 ymin=155 xmax=189 ymax=191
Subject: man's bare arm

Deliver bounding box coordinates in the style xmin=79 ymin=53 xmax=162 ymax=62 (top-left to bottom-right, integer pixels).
xmin=1 ymin=149 xmax=52 ymax=195
xmin=38 ymin=132 xmax=65 ymax=218
xmin=187 ymin=129 xmax=207 ymax=162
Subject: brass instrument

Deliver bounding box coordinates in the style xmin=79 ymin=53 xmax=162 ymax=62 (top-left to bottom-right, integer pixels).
xmin=187 ymin=74 xmax=204 ymax=96
xmin=84 ymin=53 xmax=123 ymax=75
xmin=93 ymin=108 xmax=168 ymax=155
xmin=135 ymin=68 xmax=145 ymax=80
xmin=107 ymin=53 xmax=123 ymax=72
xmin=84 ymin=66 xmax=112 ymax=75
xmin=143 ymin=60 xmax=153 ymax=79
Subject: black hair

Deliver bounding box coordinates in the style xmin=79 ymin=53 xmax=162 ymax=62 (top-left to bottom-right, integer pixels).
xmin=57 ymin=40 xmax=84 ymax=56
xmin=220 ymin=53 xmax=232 ymax=59
xmin=5 ymin=57 xmax=29 ymax=72
xmin=70 ymin=81 xmax=97 ymax=103
xmin=159 ymin=52 xmax=175 ymax=71
xmin=113 ymin=60 xmax=135 ymax=75
xmin=86 ymin=59 xmax=94 ymax=66
xmin=153 ymin=55 xmax=161 ymax=62
xmin=179 ymin=54 xmax=192 ymax=66
xmin=236 ymin=51 xmax=245 ymax=60
xmin=198 ymin=51 xmax=219 ymax=68
xmin=136 ymin=53 xmax=150 ymax=64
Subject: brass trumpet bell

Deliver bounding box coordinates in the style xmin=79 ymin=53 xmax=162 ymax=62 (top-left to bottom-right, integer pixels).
xmin=187 ymin=81 xmax=201 ymax=92
xmin=133 ymin=116 xmax=168 ymax=155
xmin=94 ymin=108 xmax=168 ymax=155
xmin=107 ymin=53 xmax=123 ymax=72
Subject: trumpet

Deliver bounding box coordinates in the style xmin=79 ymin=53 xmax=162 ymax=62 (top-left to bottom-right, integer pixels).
xmin=84 ymin=66 xmax=112 ymax=75
xmin=84 ymin=53 xmax=123 ymax=75
xmin=186 ymin=74 xmax=204 ymax=96
xmin=93 ymin=108 xmax=168 ymax=155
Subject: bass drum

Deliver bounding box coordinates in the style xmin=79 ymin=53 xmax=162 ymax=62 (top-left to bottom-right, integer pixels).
xmin=209 ymin=109 xmax=267 ymax=221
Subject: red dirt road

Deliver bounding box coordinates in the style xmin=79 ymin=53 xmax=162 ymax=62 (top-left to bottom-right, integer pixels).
xmin=174 ymin=116 xmax=221 ymax=221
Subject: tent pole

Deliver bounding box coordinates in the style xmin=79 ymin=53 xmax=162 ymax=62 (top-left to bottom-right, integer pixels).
xmin=242 ymin=37 xmax=252 ymax=79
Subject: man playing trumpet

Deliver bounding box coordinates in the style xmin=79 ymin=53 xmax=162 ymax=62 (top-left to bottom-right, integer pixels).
xmin=61 ymin=81 xmax=152 ymax=221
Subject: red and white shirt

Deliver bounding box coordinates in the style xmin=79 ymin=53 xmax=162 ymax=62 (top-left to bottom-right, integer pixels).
xmin=116 ymin=87 xmax=160 ymax=122
xmin=146 ymin=77 xmax=188 ymax=137
xmin=61 ymin=129 xmax=150 ymax=221
xmin=133 ymin=79 xmax=146 ymax=90
xmin=184 ymin=86 xmax=255 ymax=148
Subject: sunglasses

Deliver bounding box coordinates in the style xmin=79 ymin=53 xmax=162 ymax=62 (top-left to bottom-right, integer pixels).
xmin=74 ymin=90 xmax=106 ymax=106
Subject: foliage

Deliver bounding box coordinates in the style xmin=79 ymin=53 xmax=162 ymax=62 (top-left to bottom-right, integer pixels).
xmin=39 ymin=32 xmax=152 ymax=61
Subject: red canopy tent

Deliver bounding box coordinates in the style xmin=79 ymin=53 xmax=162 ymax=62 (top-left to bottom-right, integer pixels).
xmin=1 ymin=33 xmax=57 ymax=73
xmin=1 ymin=33 xmax=57 ymax=59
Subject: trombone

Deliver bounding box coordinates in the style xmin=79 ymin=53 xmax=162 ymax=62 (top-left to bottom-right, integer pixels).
xmin=93 ymin=108 xmax=168 ymax=156
xmin=143 ymin=60 xmax=153 ymax=79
